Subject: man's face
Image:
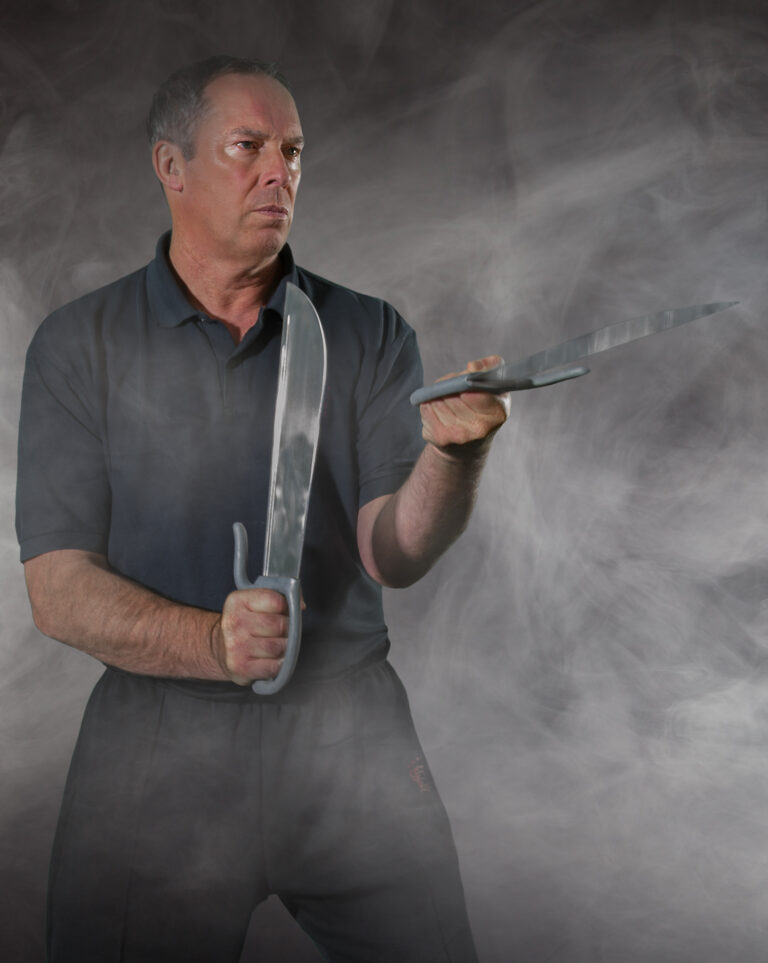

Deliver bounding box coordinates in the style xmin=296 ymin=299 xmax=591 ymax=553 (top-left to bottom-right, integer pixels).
xmin=175 ymin=73 xmax=304 ymax=265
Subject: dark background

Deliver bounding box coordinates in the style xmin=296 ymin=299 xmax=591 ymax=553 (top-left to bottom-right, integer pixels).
xmin=3 ymin=0 xmax=768 ymax=959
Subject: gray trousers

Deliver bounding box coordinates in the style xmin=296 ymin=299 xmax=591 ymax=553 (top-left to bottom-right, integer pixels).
xmin=47 ymin=660 xmax=478 ymax=962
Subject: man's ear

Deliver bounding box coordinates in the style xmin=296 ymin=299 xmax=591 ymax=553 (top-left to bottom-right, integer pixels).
xmin=152 ymin=141 xmax=185 ymax=193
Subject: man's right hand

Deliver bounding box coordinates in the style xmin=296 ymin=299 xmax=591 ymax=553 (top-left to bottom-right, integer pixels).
xmin=23 ymin=549 xmax=299 ymax=684
xmin=212 ymin=588 xmax=292 ymax=685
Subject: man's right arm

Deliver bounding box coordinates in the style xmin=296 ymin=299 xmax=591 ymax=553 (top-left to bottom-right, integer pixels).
xmin=24 ymin=549 xmax=289 ymax=685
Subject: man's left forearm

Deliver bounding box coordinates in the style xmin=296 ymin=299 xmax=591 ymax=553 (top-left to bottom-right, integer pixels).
xmin=357 ymin=355 xmax=509 ymax=588
xmin=360 ymin=437 xmax=493 ymax=587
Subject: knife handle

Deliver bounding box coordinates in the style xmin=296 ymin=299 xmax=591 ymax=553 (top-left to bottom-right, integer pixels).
xmin=249 ymin=575 xmax=302 ymax=696
xmin=410 ymin=369 xmax=504 ymax=405
xmin=232 ymin=522 xmax=302 ymax=695
xmin=409 ymin=364 xmax=590 ymax=405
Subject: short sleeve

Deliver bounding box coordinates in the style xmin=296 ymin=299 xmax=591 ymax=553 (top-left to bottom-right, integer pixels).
xmin=355 ymin=308 xmax=425 ymax=507
xmin=16 ymin=331 xmax=111 ymax=562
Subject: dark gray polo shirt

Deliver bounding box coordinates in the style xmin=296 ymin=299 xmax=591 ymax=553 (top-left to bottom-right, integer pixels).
xmin=16 ymin=234 xmax=425 ymax=683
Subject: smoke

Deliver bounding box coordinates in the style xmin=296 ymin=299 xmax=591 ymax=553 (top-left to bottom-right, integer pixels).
xmin=3 ymin=0 xmax=768 ymax=960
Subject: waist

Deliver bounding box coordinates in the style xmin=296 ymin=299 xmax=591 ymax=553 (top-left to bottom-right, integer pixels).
xmin=104 ymin=644 xmax=390 ymax=704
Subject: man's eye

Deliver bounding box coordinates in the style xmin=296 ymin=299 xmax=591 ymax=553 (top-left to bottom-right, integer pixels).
xmin=236 ymin=141 xmax=260 ymax=150
xmin=284 ymin=146 xmax=302 ymax=159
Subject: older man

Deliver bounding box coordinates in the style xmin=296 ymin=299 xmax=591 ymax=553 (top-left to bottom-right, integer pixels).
xmin=17 ymin=56 xmax=507 ymax=962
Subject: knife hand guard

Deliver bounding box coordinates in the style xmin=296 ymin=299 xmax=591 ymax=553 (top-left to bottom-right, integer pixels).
xmin=232 ymin=521 xmax=302 ymax=696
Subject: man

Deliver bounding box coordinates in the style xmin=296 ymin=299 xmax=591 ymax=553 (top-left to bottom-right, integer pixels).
xmin=16 ymin=56 xmax=507 ymax=962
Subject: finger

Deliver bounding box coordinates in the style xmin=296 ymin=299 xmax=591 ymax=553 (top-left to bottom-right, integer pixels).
xmin=223 ymin=633 xmax=287 ymax=682
xmin=222 ymin=599 xmax=289 ymax=638
xmin=244 ymin=634 xmax=287 ymax=659
xmin=235 ymin=587 xmax=289 ymax=614
xmin=433 ymin=355 xmax=501 ymax=383
xmin=226 ymin=657 xmax=285 ymax=684
xmin=242 ymin=611 xmax=290 ymax=640
xmin=420 ymin=389 xmax=509 ymax=447
xmin=240 ymin=655 xmax=284 ymax=682
xmin=458 ymin=393 xmax=509 ymax=422
xmin=466 ymin=354 xmax=503 ymax=373
xmin=426 ymin=388 xmax=504 ymax=425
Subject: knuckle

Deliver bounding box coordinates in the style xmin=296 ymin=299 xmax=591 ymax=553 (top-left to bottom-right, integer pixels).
xmin=469 ymin=416 xmax=485 ymax=437
xmin=220 ymin=611 xmax=241 ymax=646
xmin=259 ymin=588 xmax=288 ymax=613
xmin=255 ymin=613 xmax=288 ymax=638
xmin=263 ymin=637 xmax=287 ymax=658
xmin=244 ymin=633 xmax=286 ymax=660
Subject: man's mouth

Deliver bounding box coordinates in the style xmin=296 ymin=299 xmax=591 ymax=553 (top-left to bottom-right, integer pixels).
xmin=255 ymin=205 xmax=289 ymax=220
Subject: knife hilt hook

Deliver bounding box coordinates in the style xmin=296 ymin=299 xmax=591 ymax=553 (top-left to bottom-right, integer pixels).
xmin=232 ymin=521 xmax=251 ymax=590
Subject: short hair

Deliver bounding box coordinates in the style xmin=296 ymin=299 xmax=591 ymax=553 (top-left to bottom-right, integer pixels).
xmin=147 ymin=55 xmax=291 ymax=159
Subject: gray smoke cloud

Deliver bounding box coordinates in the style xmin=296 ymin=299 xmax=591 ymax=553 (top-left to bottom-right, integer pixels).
xmin=3 ymin=0 xmax=768 ymax=959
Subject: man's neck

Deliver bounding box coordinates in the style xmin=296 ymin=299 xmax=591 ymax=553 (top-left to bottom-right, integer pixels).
xmin=168 ymin=234 xmax=284 ymax=344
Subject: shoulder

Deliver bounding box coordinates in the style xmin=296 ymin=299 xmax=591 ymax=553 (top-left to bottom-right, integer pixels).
xmin=294 ymin=264 xmax=417 ymax=355
xmin=292 ymin=266 xmax=423 ymax=411
xmin=30 ymin=265 xmax=147 ymax=357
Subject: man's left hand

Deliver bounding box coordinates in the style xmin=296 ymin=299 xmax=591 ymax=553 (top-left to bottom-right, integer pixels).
xmin=418 ymin=355 xmax=510 ymax=452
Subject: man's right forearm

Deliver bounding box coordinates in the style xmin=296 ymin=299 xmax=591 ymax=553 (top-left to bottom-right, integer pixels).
xmin=24 ymin=549 xmax=227 ymax=680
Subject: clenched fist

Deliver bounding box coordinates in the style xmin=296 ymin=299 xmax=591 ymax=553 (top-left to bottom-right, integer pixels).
xmin=211 ymin=587 xmax=298 ymax=685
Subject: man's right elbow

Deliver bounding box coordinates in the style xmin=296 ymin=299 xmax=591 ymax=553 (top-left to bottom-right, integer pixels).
xmin=26 ymin=580 xmax=56 ymax=638
xmin=24 ymin=548 xmax=107 ymax=642
xmin=28 ymin=597 xmax=52 ymax=637
xmin=23 ymin=552 xmax=66 ymax=639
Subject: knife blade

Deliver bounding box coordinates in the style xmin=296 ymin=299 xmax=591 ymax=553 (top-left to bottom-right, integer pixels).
xmin=232 ymin=282 xmax=327 ymax=695
xmin=410 ymin=301 xmax=739 ymax=406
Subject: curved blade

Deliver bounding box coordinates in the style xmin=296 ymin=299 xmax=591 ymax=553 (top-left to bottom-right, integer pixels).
xmin=263 ymin=282 xmax=327 ymax=578
xmin=410 ymin=301 xmax=739 ymax=405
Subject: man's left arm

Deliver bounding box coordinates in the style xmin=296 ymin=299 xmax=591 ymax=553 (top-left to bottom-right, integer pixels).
xmin=357 ymin=356 xmax=508 ymax=588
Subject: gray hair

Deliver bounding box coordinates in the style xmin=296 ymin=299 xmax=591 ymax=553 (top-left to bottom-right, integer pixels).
xmin=147 ymin=55 xmax=291 ymax=159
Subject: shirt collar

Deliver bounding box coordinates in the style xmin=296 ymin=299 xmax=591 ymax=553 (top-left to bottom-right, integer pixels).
xmin=146 ymin=231 xmax=299 ymax=328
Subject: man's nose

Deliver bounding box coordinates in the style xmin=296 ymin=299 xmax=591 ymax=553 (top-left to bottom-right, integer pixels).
xmin=261 ymin=147 xmax=292 ymax=187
